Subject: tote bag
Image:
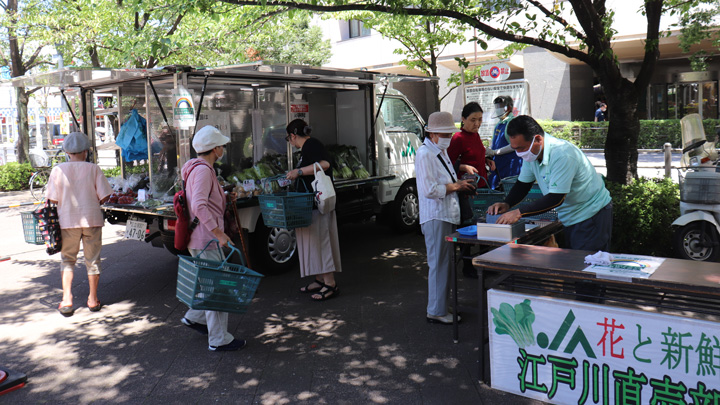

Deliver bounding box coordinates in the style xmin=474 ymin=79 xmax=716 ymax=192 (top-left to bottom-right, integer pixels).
xmin=33 ymin=202 xmax=62 ymax=255
xmin=311 ymin=162 xmax=336 ymax=214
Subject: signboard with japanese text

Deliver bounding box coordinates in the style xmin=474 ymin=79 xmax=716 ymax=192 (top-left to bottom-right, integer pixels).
xmin=464 ymin=80 xmax=529 ymax=140
xmin=488 ymin=289 xmax=720 ymax=404
xmin=173 ymin=86 xmax=196 ymax=129
xmin=480 ymin=62 xmax=511 ymax=82
xmin=290 ymin=101 xmax=309 ymax=122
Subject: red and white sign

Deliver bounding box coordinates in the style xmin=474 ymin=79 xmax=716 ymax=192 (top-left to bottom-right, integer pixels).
xmin=480 ymin=62 xmax=511 ymax=82
xmin=291 ymin=101 xmax=309 ymax=122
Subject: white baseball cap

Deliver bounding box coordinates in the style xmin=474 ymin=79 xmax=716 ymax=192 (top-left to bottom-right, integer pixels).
xmin=192 ymin=126 xmax=230 ymax=153
xmin=63 ymin=132 xmax=91 ymax=153
xmin=425 ymin=112 xmax=457 ymax=134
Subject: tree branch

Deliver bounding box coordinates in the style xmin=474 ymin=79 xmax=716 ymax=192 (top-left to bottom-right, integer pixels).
xmin=218 ymin=0 xmax=592 ymax=64
xmin=525 ymin=0 xmax=586 ymax=41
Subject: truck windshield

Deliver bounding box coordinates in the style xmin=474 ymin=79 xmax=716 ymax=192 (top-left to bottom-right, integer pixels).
xmin=380 ymin=98 xmax=423 ymax=139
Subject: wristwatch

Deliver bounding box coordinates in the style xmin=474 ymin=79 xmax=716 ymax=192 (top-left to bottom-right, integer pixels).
xmin=297 ymin=169 xmax=303 ymax=176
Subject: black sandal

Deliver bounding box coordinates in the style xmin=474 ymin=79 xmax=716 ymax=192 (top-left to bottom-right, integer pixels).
xmin=311 ymin=284 xmax=339 ymax=301
xmin=299 ymin=279 xmax=326 ymax=293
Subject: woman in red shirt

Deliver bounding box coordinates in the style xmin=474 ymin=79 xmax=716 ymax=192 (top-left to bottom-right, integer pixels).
xmin=447 ymin=102 xmax=496 ymax=279
xmin=448 ymin=102 xmax=496 ymax=182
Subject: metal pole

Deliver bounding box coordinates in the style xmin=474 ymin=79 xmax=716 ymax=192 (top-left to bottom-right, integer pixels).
xmin=664 ymin=142 xmax=672 ymax=178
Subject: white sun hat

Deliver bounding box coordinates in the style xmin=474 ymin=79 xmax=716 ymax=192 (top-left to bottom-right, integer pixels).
xmin=425 ymin=112 xmax=457 ymax=134
xmin=192 ymin=126 xmax=230 ymax=153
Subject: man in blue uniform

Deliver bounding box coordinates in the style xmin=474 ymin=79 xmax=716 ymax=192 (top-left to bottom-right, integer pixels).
xmin=486 ymin=95 xmax=523 ymax=189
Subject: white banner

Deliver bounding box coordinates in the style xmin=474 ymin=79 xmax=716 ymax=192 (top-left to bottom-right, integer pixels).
xmin=173 ymin=86 xmax=195 ymax=130
xmin=488 ymin=289 xmax=720 ymax=404
xmin=464 ymin=80 xmax=530 ymax=140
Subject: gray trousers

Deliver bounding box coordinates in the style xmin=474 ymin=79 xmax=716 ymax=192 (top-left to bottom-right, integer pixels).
xmin=184 ymin=247 xmax=235 ymax=348
xmin=421 ymin=220 xmax=454 ymax=317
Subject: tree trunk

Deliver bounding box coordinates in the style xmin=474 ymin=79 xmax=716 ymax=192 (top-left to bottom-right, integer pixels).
xmin=600 ymin=76 xmax=639 ymax=184
xmin=14 ymin=87 xmax=29 ymax=164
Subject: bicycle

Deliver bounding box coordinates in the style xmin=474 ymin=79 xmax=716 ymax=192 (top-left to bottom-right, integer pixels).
xmin=29 ymin=149 xmax=67 ymax=201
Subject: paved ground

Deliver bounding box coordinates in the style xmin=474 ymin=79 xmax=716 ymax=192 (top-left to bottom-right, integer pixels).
xmin=0 ymin=190 xmax=544 ymax=405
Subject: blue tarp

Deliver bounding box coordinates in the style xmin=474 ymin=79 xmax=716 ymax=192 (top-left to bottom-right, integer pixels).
xmin=115 ymin=109 xmax=148 ymax=161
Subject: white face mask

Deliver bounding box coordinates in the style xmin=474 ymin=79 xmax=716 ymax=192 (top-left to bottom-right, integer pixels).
xmin=215 ymin=148 xmax=224 ymax=162
xmin=515 ymin=136 xmax=540 ymax=162
xmin=436 ymin=137 xmax=451 ymax=150
xmin=494 ymin=107 xmax=506 ymax=118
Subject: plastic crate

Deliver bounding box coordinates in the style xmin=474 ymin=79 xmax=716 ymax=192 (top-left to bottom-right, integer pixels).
xmin=679 ymin=170 xmax=720 ymax=204
xmin=257 ymin=192 xmax=314 ymax=229
xmin=21 ymin=211 xmax=44 ymax=245
xmin=176 ymin=243 xmax=263 ymax=314
xmin=500 ymin=176 xmax=559 ymax=222
xmin=470 ymin=189 xmax=506 ymax=220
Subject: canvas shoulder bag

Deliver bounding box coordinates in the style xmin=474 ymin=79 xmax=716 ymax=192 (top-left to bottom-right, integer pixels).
xmin=311 ymin=162 xmax=336 ymax=214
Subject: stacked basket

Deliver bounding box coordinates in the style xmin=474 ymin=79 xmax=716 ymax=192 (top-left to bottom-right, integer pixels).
xmin=500 ymin=176 xmax=558 ymax=222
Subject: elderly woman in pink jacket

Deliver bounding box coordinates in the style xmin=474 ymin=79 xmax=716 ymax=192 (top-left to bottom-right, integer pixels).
xmin=178 ymin=126 xmax=246 ymax=352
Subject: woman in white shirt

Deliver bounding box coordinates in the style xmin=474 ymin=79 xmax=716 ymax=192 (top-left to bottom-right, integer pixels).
xmin=415 ymin=112 xmax=476 ymax=325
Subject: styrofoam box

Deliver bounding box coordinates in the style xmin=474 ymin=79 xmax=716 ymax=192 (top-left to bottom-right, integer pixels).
xmin=476 ymin=221 xmax=526 ymax=241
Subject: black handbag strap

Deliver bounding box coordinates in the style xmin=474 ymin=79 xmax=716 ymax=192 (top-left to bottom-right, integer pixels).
xmin=436 ymin=154 xmax=457 ymax=183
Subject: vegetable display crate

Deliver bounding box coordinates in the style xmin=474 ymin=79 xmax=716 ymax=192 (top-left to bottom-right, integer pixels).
xmin=21 ymin=211 xmax=44 ymax=245
xmin=470 ymin=189 xmax=506 ymax=220
xmin=176 ymin=243 xmax=263 ymax=314
xmin=257 ymin=192 xmax=314 ymax=229
xmin=500 ymin=176 xmax=558 ymax=222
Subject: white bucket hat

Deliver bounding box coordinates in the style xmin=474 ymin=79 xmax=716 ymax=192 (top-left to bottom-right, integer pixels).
xmin=192 ymin=125 xmax=230 ymax=153
xmin=63 ymin=132 xmax=91 ymax=153
xmin=425 ymin=112 xmax=457 ymax=134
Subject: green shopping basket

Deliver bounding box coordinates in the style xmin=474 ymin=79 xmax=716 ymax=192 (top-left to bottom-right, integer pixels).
xmin=176 ymin=241 xmax=263 ymax=314
xmin=500 ymin=176 xmax=558 ymax=222
xmin=257 ymin=191 xmax=314 ymax=229
xmin=21 ymin=211 xmax=44 ymax=245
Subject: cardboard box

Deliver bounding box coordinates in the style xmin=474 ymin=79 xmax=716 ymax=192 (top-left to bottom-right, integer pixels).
xmin=476 ymin=221 xmax=525 ymax=241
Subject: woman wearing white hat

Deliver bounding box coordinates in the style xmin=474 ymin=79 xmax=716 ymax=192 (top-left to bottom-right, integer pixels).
xmin=179 ymin=125 xmax=246 ymax=352
xmin=415 ymin=112 xmax=476 ymax=325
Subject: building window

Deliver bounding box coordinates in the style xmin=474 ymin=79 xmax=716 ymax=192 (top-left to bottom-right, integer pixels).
xmin=348 ymin=20 xmax=371 ymax=38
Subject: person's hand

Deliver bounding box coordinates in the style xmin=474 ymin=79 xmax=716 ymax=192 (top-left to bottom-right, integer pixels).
xmin=286 ymin=169 xmax=300 ymax=181
xmin=486 ymin=158 xmax=496 ymax=172
xmin=496 ymin=209 xmax=522 ymax=225
xmin=227 ymin=191 xmax=237 ymax=202
xmin=487 ymin=202 xmax=509 ymax=215
xmin=485 ymin=149 xmax=496 ymax=157
xmin=460 ymin=164 xmax=478 ymax=175
xmin=216 ymin=233 xmax=232 ymax=248
xmin=452 ymin=179 xmax=476 ymax=194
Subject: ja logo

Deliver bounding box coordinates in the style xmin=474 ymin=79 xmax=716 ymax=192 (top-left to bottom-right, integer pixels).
xmin=538 ymin=310 xmax=596 ymax=358
xmin=401 ymin=140 xmax=416 ymax=157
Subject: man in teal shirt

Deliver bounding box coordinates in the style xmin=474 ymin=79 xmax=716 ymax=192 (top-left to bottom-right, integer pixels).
xmin=488 ymin=115 xmax=613 ymax=251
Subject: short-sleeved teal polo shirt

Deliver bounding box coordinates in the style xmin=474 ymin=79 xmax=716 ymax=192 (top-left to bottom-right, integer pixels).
xmin=517 ymin=133 xmax=611 ymax=226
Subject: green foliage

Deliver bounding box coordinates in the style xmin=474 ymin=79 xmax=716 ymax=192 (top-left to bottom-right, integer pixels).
xmin=673 ymin=1 xmax=720 ymax=71
xmin=607 ymin=177 xmax=680 ymax=256
xmin=102 ymin=164 xmax=149 ymax=178
xmin=537 ymin=119 xmax=720 ymax=149
xmin=0 ymin=162 xmax=34 ymax=191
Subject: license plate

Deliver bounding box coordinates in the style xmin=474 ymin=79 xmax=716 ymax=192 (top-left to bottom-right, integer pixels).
xmin=125 ymin=219 xmax=147 ymax=241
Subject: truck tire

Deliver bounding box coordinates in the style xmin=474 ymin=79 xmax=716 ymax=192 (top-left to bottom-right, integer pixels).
xmin=250 ymin=216 xmax=298 ymax=275
xmin=391 ymin=183 xmax=420 ymax=232
xmin=674 ymin=222 xmax=720 ymax=262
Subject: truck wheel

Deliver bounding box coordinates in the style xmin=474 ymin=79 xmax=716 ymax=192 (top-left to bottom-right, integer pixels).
xmin=674 ymin=222 xmax=720 ymax=262
xmin=391 ymin=183 xmax=419 ymax=232
xmin=161 ymin=231 xmax=188 ymax=256
xmin=250 ymin=216 xmax=298 ymax=275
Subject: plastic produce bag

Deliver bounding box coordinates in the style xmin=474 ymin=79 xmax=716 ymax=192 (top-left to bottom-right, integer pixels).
xmin=116 ymin=109 xmax=149 ymax=161
xmin=312 ymin=162 xmax=336 ymax=214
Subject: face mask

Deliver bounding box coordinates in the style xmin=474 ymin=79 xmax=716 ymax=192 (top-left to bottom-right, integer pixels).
xmin=515 ymin=136 xmax=540 ymax=162
xmin=215 ymin=148 xmax=224 ymax=162
xmin=436 ymin=137 xmax=451 ymax=150
xmin=494 ymin=107 xmax=506 ymax=118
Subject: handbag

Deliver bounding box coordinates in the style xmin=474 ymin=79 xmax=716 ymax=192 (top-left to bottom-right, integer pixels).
xmin=436 ymin=155 xmax=474 ymax=225
xmin=311 ymin=162 xmax=336 ymax=214
xmin=33 ymin=202 xmax=62 ymax=255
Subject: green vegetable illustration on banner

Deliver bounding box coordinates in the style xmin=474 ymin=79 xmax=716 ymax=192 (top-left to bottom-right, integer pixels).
xmin=491 ymin=299 xmax=536 ymax=348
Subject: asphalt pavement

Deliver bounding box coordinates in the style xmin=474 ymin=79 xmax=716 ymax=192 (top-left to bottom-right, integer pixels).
xmin=0 ymin=190 xmax=544 ymax=405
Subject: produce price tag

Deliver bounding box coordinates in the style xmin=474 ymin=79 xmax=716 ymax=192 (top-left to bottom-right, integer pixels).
xmin=125 ymin=219 xmax=147 ymax=241
xmin=277 ymin=178 xmax=291 ymax=187
xmin=243 ymin=180 xmax=256 ymax=191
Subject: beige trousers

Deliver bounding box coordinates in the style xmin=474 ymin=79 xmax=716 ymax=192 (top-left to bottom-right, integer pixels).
xmin=60 ymin=227 xmax=103 ymax=275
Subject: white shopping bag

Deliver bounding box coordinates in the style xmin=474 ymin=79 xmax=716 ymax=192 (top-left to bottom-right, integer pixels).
xmin=312 ymin=162 xmax=336 ymax=214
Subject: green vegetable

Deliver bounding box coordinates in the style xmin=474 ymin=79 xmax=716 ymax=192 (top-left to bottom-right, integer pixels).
xmin=490 ymin=299 xmax=536 ymax=348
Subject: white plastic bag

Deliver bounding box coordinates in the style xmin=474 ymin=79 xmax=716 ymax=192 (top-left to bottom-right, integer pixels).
xmin=312 ymin=162 xmax=336 ymax=214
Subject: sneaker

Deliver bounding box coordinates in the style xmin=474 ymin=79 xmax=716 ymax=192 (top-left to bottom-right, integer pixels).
xmin=181 ymin=317 xmax=208 ymax=335
xmin=209 ymin=338 xmax=247 ymax=352
xmin=426 ymin=313 xmax=461 ymax=325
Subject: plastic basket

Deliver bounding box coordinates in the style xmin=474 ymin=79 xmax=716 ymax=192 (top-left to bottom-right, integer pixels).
xmin=257 ymin=191 xmax=314 ymax=229
xmin=500 ymin=176 xmax=558 ymax=222
xmin=21 ymin=211 xmax=44 ymax=245
xmin=679 ymin=169 xmax=720 ymax=204
xmin=470 ymin=189 xmax=506 ymax=220
xmin=176 ymin=242 xmax=263 ymax=314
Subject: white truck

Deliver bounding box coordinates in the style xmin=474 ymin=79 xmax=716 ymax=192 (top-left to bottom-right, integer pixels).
xmin=7 ymin=64 xmax=437 ymax=273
